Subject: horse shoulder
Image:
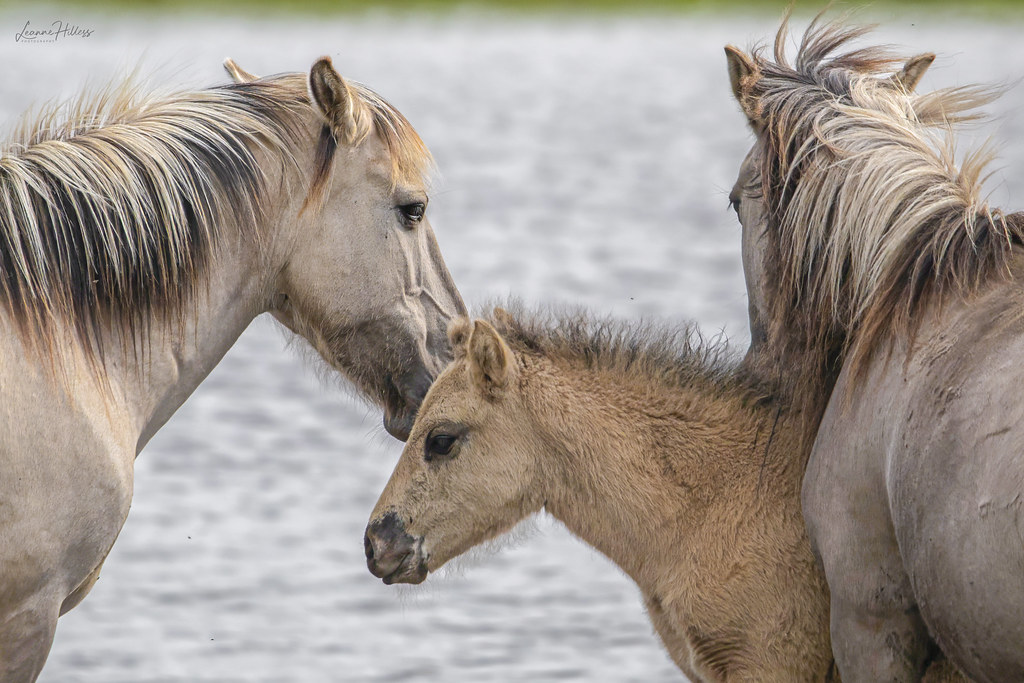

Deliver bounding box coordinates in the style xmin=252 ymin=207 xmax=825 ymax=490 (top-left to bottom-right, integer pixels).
xmin=0 ymin=332 xmax=135 ymax=614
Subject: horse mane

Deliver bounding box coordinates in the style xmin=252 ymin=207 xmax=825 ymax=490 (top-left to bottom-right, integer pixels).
xmin=746 ymin=15 xmax=1023 ymax=401
xmin=0 ymin=70 xmax=431 ymax=367
xmin=486 ymin=302 xmax=775 ymax=408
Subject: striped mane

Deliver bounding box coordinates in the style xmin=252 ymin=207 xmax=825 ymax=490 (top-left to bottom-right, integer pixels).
xmin=744 ymin=16 xmax=1024 ymax=389
xmin=0 ymin=70 xmax=430 ymax=366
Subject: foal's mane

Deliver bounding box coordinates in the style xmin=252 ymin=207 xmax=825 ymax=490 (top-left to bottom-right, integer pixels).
xmin=747 ymin=15 xmax=1024 ymax=391
xmin=0 ymin=70 xmax=430 ymax=367
xmin=488 ymin=303 xmax=773 ymax=407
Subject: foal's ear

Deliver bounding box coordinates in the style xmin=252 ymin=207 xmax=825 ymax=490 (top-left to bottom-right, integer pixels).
xmin=468 ymin=319 xmax=514 ymax=399
xmin=308 ymin=56 xmax=359 ymax=144
xmin=223 ymin=57 xmax=257 ymax=84
xmin=725 ymin=45 xmax=760 ymax=122
xmin=448 ymin=317 xmax=472 ymax=359
xmin=887 ymin=53 xmax=935 ymax=92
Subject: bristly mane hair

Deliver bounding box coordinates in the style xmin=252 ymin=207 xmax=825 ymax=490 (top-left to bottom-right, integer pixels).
xmin=485 ymin=302 xmax=775 ymax=407
xmin=0 ymin=71 xmax=431 ymax=368
xmin=744 ymin=15 xmax=1024 ymax=422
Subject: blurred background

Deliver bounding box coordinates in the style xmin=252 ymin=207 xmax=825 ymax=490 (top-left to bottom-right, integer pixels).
xmin=2 ymin=1 xmax=1022 ymax=680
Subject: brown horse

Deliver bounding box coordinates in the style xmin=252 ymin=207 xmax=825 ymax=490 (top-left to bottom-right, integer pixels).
xmin=726 ymin=15 xmax=1024 ymax=682
xmin=364 ymin=306 xmax=835 ymax=682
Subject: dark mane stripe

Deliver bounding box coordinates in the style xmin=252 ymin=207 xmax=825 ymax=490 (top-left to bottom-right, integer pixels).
xmin=0 ymin=77 xmax=308 ymax=363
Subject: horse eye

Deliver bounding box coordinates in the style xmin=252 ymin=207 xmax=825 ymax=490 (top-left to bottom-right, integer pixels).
xmin=424 ymin=433 xmax=458 ymax=462
xmin=728 ymin=191 xmax=741 ymax=213
xmin=399 ymin=202 xmax=426 ymax=227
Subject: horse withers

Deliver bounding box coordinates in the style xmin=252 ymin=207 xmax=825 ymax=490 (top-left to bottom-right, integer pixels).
xmin=726 ymin=16 xmax=1024 ymax=682
xmin=365 ymin=307 xmax=835 ymax=682
xmin=0 ymin=57 xmax=463 ymax=680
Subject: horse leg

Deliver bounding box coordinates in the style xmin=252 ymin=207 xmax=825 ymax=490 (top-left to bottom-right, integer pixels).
xmin=0 ymin=592 xmax=61 ymax=683
xmin=803 ymin=382 xmax=933 ymax=681
xmin=806 ymin=456 xmax=933 ymax=683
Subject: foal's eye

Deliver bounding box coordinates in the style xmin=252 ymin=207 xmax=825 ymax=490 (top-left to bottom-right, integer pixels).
xmin=424 ymin=432 xmax=458 ymax=462
xmin=398 ymin=202 xmax=426 ymax=227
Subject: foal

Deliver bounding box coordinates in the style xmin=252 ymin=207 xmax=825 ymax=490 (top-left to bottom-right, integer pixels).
xmin=365 ymin=308 xmax=834 ymax=682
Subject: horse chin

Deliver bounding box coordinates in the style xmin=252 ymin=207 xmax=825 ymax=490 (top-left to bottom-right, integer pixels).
xmin=381 ymin=558 xmax=428 ymax=586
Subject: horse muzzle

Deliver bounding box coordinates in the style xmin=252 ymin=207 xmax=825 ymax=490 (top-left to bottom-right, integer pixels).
xmin=364 ymin=512 xmax=427 ymax=585
xmin=382 ymin=404 xmax=416 ymax=442
xmin=382 ymin=364 xmax=435 ymax=441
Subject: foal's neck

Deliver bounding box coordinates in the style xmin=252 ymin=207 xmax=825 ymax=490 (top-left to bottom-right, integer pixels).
xmin=531 ymin=358 xmax=798 ymax=589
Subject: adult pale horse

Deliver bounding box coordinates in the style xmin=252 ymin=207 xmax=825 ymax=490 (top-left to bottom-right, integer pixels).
xmin=0 ymin=56 xmax=464 ymax=680
xmin=725 ymin=17 xmax=1024 ymax=682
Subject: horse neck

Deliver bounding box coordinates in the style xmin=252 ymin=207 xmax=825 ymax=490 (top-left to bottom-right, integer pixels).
xmin=526 ymin=357 xmax=801 ymax=591
xmin=118 ymin=221 xmax=273 ymax=452
xmin=743 ymin=339 xmax=837 ymax=460
xmin=118 ymin=146 xmax=306 ymax=452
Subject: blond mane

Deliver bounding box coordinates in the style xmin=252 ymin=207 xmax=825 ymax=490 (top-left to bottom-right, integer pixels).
xmin=745 ymin=15 xmax=1023 ymax=393
xmin=0 ymin=70 xmax=431 ymax=365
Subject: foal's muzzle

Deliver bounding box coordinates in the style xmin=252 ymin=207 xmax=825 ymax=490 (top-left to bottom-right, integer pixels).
xmin=364 ymin=512 xmax=427 ymax=585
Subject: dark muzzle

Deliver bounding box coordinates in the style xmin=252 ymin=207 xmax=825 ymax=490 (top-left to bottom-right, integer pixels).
xmin=364 ymin=512 xmax=427 ymax=585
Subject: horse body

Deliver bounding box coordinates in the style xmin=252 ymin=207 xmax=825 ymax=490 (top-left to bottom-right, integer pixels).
xmin=0 ymin=59 xmax=464 ymax=681
xmin=364 ymin=309 xmax=835 ymax=682
xmin=806 ymin=268 xmax=1024 ymax=681
xmin=725 ymin=16 xmax=1024 ymax=681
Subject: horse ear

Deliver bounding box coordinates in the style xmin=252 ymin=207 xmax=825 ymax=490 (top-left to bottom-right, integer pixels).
xmin=448 ymin=317 xmax=471 ymax=359
xmin=888 ymin=53 xmax=935 ymax=92
xmin=223 ymin=58 xmax=257 ymax=84
xmin=308 ymin=56 xmax=359 ymax=143
xmin=725 ymin=45 xmax=760 ymax=122
xmin=468 ymin=319 xmax=514 ymax=398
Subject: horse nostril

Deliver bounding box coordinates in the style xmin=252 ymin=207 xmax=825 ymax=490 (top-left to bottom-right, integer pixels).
xmin=364 ymin=530 xmax=375 ymax=562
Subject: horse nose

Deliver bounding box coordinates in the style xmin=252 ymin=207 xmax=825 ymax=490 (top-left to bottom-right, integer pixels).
xmin=364 ymin=512 xmax=416 ymax=580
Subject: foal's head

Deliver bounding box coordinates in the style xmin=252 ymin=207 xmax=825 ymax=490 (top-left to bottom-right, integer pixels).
xmin=364 ymin=317 xmax=546 ymax=584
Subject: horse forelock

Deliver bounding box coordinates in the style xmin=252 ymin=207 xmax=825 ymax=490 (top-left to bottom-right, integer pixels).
xmin=746 ymin=16 xmax=1019 ymax=402
xmin=352 ymin=83 xmax=434 ymax=189
xmin=306 ymin=81 xmax=434 ymax=208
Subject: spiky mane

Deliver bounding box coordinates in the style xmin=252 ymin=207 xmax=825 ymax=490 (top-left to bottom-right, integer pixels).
xmin=486 ymin=302 xmax=773 ymax=406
